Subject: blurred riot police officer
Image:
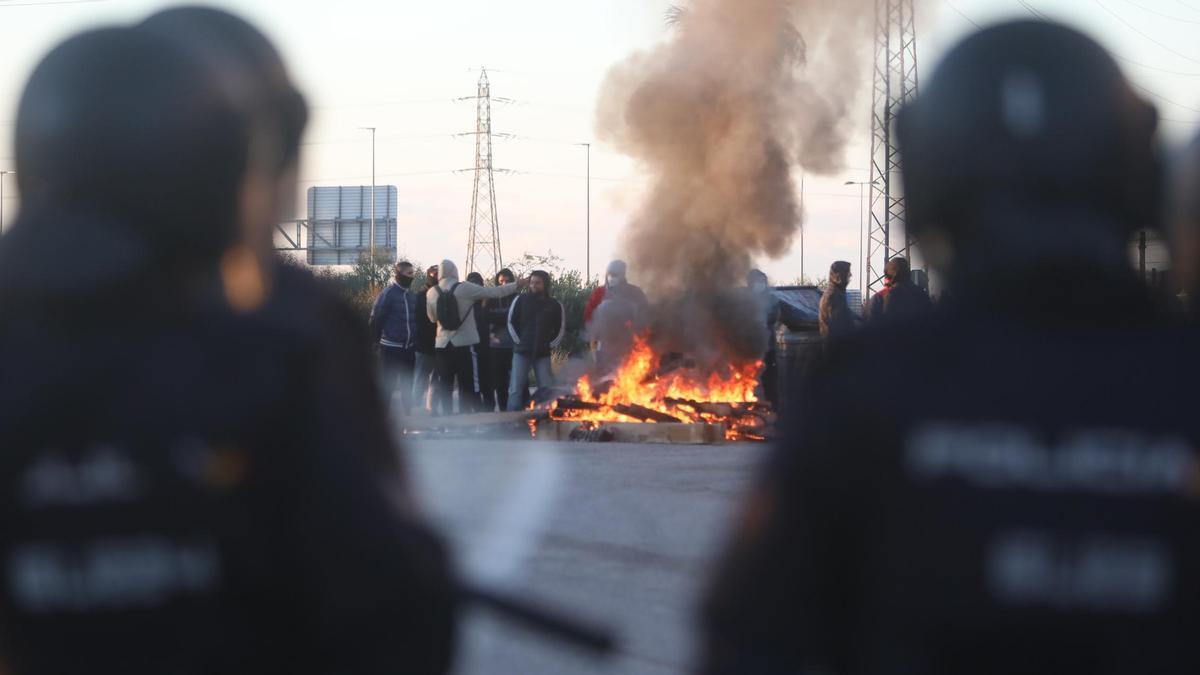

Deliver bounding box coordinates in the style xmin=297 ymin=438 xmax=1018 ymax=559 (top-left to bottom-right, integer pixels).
xmin=702 ymin=21 xmax=1200 ymax=675
xmin=0 ymin=20 xmax=453 ymax=675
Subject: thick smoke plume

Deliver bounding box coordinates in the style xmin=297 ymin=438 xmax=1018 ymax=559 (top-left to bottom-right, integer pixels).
xmin=596 ymin=0 xmax=871 ymax=368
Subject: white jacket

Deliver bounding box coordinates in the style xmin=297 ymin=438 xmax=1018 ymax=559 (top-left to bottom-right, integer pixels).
xmin=426 ymin=259 xmax=519 ymax=348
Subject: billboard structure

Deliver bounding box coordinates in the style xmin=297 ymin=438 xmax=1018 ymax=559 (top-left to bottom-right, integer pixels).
xmin=302 ymin=185 xmax=398 ymax=265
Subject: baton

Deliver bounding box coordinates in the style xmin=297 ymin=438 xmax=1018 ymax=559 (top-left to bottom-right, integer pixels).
xmin=459 ymin=580 xmax=618 ymax=657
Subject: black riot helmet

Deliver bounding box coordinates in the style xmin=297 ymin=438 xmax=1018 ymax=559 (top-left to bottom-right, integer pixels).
xmin=14 ymin=27 xmax=248 ymax=265
xmin=896 ymin=21 xmax=1160 ymax=268
xmin=138 ymin=6 xmax=308 ymax=174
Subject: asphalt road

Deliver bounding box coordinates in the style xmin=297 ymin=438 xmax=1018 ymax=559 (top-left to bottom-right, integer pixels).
xmin=406 ymin=438 xmax=770 ymax=675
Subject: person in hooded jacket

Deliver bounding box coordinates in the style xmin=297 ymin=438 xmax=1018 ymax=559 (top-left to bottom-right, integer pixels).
xmin=427 ymin=260 xmax=524 ymax=414
xmin=370 ymin=261 xmax=420 ymax=413
xmin=465 ymin=271 xmax=495 ymax=412
xmin=486 ymin=268 xmax=518 ymax=411
xmin=506 ymin=270 xmax=566 ymax=411
xmin=702 ymin=21 xmax=1200 ymax=675
xmin=583 ymin=259 xmax=649 ymax=327
xmin=866 ymin=256 xmax=933 ymax=325
xmin=586 ymin=260 xmax=650 ymax=374
xmin=0 ymin=18 xmax=454 ymax=675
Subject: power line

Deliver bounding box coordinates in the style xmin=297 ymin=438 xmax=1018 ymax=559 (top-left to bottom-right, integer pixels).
xmin=301 ymin=133 xmax=463 ymax=147
xmin=298 ymin=169 xmax=464 ymax=184
xmin=1017 ymin=0 xmax=1051 ymax=21
xmin=943 ymin=0 xmax=981 ymax=28
xmin=1016 ymin=0 xmax=1200 ymax=75
xmin=1133 ymin=83 xmax=1200 ymax=114
xmin=1092 ymin=0 xmax=1200 ymax=65
xmin=503 ymin=170 xmax=632 ymax=183
xmin=0 ymin=0 xmax=107 ymax=6
xmin=1118 ymin=0 xmax=1200 ymax=24
xmin=1115 ymin=54 xmax=1200 ymax=77
xmin=310 ymin=98 xmax=453 ymax=111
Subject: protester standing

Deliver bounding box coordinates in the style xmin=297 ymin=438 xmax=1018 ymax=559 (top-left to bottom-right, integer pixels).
xmin=867 ymin=256 xmax=933 ymax=324
xmin=818 ymin=260 xmax=856 ymax=340
xmin=487 ymin=268 xmax=518 ymax=411
xmin=465 ymin=271 xmax=495 ymax=412
xmin=507 ymin=270 xmax=565 ymax=411
xmin=369 ymin=261 xmax=419 ymax=413
xmin=583 ymin=259 xmax=649 ymax=327
xmin=585 ymin=260 xmax=650 ymax=373
xmin=427 ymin=260 xmax=524 ymax=414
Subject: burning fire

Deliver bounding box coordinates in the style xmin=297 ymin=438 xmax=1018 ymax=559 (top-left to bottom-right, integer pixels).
xmin=549 ymin=334 xmax=770 ymax=441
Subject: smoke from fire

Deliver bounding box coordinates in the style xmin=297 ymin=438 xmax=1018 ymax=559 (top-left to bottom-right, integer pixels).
xmin=595 ymin=0 xmax=872 ymax=368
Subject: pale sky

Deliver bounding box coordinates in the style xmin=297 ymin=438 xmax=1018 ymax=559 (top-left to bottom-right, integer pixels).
xmin=1 ymin=0 xmax=1197 ymax=285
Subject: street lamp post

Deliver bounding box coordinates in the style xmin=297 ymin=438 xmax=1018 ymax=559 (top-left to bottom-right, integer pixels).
xmin=0 ymin=171 xmax=12 ymax=234
xmin=844 ymin=180 xmax=878 ymax=299
xmin=800 ymin=172 xmax=805 ymax=282
xmin=360 ymin=127 xmax=377 ymax=264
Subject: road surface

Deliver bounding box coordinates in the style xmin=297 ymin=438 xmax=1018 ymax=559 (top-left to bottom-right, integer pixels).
xmin=406 ymin=438 xmax=769 ymax=675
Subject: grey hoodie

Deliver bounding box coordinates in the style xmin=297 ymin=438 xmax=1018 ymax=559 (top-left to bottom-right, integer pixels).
xmin=425 ymin=259 xmax=519 ymax=348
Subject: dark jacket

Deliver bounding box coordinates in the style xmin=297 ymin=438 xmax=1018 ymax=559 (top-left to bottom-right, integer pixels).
xmin=414 ymin=285 xmax=438 ymax=355
xmin=0 ymin=209 xmax=455 ymax=675
xmin=486 ymin=295 xmax=516 ymax=350
xmin=507 ymin=292 xmax=565 ymax=358
xmin=702 ymin=262 xmax=1200 ymax=675
xmin=369 ymin=281 xmax=419 ymax=349
xmin=868 ymin=279 xmax=933 ymax=324
xmin=818 ymin=285 xmax=856 ymax=339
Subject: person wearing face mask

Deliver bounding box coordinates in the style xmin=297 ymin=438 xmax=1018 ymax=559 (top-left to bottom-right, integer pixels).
xmin=584 ymin=260 xmax=650 ymax=373
xmin=583 ymin=259 xmax=649 ymax=328
xmin=506 ymin=270 xmax=565 ymax=411
xmin=370 ymin=261 xmax=420 ymax=413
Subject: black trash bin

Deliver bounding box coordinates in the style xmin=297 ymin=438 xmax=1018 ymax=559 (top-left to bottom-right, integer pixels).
xmin=767 ymin=286 xmax=824 ymax=415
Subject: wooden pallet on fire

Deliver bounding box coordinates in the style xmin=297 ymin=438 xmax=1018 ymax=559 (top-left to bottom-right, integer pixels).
xmin=536 ymin=395 xmax=775 ymax=444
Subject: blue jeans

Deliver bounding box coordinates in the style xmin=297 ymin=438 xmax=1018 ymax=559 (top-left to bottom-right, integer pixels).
xmin=379 ymin=346 xmax=415 ymax=413
xmin=507 ymin=353 xmax=555 ymax=411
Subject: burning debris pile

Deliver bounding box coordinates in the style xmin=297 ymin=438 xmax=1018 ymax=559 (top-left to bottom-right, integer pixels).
xmin=531 ymin=0 xmax=872 ymax=444
xmin=539 ymin=335 xmax=773 ymax=442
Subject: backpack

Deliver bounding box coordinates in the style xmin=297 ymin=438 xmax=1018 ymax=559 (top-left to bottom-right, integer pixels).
xmin=435 ymin=282 xmax=472 ymax=331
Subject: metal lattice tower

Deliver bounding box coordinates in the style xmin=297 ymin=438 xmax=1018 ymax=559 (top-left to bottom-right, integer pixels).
xmin=866 ymin=0 xmax=919 ymax=298
xmin=465 ymin=68 xmax=503 ymax=280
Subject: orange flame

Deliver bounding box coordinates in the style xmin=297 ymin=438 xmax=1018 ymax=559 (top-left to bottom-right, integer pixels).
xmin=550 ymin=334 xmax=764 ymax=440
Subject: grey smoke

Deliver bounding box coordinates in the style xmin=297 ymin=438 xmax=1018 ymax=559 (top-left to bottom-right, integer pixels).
xmin=595 ymin=0 xmax=872 ymax=368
